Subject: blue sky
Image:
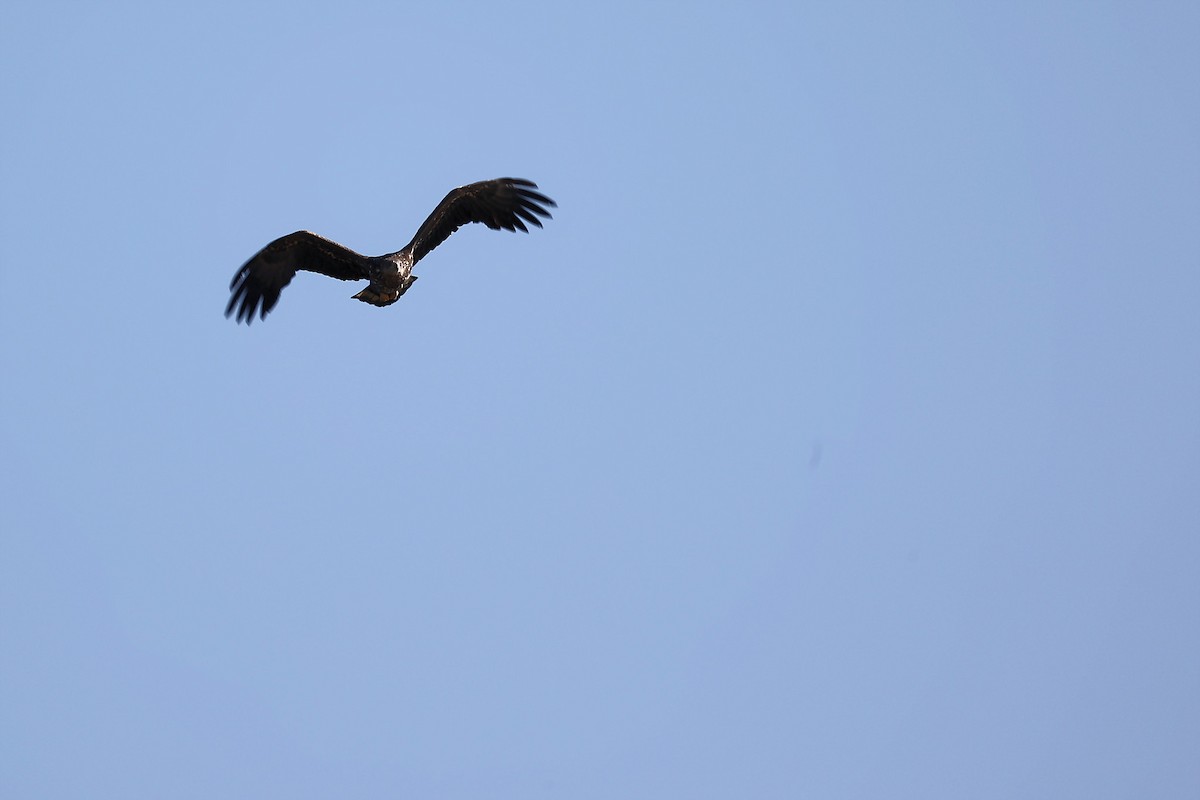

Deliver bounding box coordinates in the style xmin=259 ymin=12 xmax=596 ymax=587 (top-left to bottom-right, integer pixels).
xmin=2 ymin=2 xmax=1197 ymax=797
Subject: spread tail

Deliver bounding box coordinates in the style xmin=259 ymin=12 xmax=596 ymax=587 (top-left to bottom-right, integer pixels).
xmin=352 ymin=276 xmax=416 ymax=307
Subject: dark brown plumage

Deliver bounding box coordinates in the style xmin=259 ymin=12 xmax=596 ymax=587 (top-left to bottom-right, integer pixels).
xmin=226 ymin=178 xmax=555 ymax=324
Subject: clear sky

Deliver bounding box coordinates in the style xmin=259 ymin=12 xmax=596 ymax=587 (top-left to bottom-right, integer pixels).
xmin=2 ymin=2 xmax=1197 ymax=797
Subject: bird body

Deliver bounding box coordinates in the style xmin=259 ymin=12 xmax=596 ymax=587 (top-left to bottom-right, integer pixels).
xmin=226 ymin=178 xmax=554 ymax=324
xmin=352 ymin=248 xmax=416 ymax=307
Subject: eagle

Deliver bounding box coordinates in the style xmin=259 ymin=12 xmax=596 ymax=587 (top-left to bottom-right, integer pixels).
xmin=225 ymin=178 xmax=555 ymax=324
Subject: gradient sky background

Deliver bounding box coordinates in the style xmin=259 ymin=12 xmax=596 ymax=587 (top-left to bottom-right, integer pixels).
xmin=2 ymin=2 xmax=1198 ymax=798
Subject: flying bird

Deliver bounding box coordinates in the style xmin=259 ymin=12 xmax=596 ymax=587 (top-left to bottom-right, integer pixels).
xmin=225 ymin=178 xmax=555 ymax=324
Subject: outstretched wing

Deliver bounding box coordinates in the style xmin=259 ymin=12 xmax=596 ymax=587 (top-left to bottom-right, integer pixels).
xmin=226 ymin=231 xmax=371 ymax=324
xmin=402 ymin=178 xmax=556 ymax=265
